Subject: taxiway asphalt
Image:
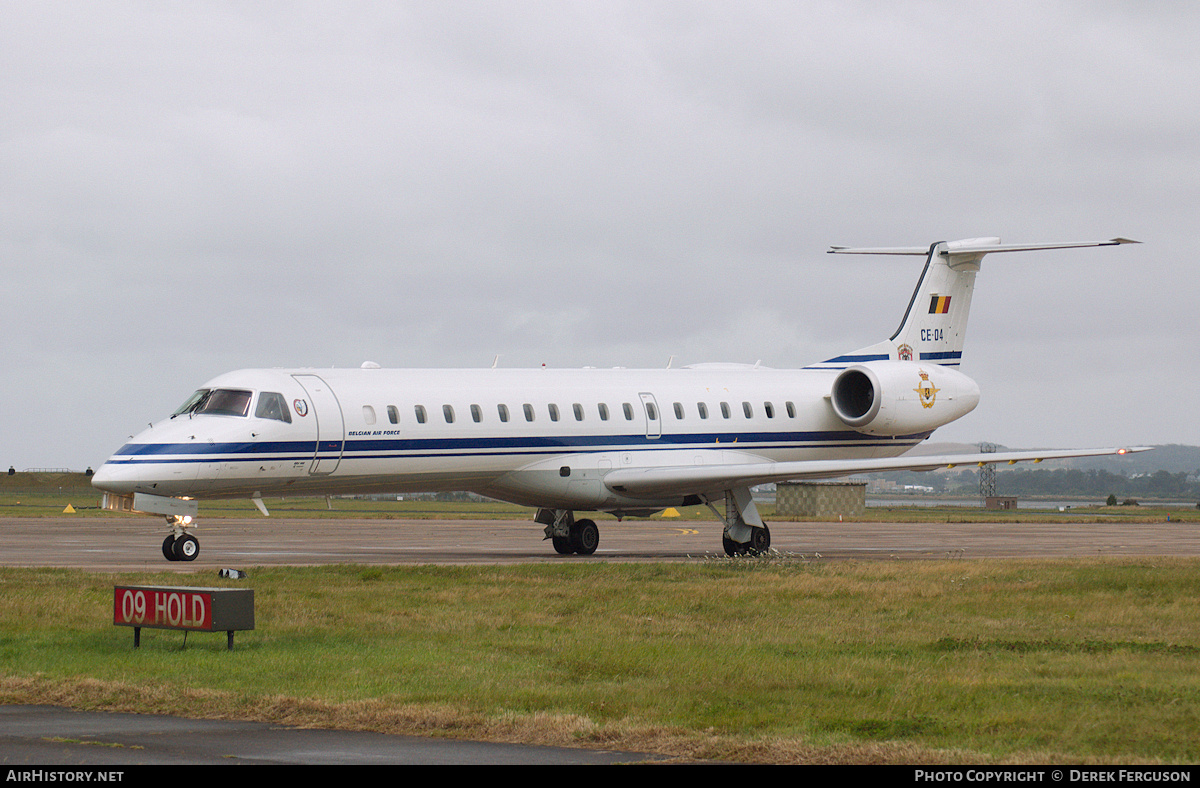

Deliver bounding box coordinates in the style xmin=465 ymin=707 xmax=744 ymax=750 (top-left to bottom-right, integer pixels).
xmin=2 ymin=514 xmax=1198 ymax=572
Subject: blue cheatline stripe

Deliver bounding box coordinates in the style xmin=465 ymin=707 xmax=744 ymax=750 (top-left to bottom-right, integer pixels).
xmin=808 ymin=352 xmax=964 ymax=368
xmin=815 ymin=353 xmax=891 ymax=364
xmin=107 ymin=430 xmax=932 ymax=465
xmin=114 ymin=440 xmax=314 ymax=456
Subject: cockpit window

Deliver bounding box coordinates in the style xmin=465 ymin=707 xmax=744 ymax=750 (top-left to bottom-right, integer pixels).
xmin=198 ymin=389 xmax=253 ymax=417
xmin=171 ymin=388 xmax=254 ymax=418
xmin=255 ymin=392 xmax=292 ymax=423
xmin=172 ymin=390 xmax=211 ymax=418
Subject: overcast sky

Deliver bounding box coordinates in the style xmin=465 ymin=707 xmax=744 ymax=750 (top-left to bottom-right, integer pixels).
xmin=2 ymin=1 xmax=1196 ymax=471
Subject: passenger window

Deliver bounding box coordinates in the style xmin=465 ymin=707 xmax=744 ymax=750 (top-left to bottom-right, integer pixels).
xmin=255 ymin=392 xmax=292 ymax=423
xmin=415 ymin=405 xmax=427 ymax=424
xmin=362 ymin=405 xmax=377 ymax=425
xmin=523 ymin=404 xmax=535 ymax=422
xmin=623 ymin=403 xmax=634 ymax=420
xmin=443 ymin=405 xmax=455 ymax=424
xmin=573 ymin=403 xmax=584 ymax=421
xmin=387 ymin=405 xmax=399 ymax=424
xmin=764 ymin=402 xmax=775 ymax=418
xmin=786 ymin=401 xmax=796 ymax=418
xmin=498 ymin=404 xmax=510 ymax=422
xmin=697 ymin=402 xmax=709 ymax=419
xmin=673 ymin=402 xmax=684 ymax=419
xmin=645 ymin=402 xmax=658 ymax=421
xmin=743 ymin=402 xmax=753 ymax=418
xmin=598 ymin=403 xmax=609 ymax=421
xmin=548 ymin=404 xmax=560 ymax=422
xmin=720 ymin=402 xmax=731 ymax=419
xmin=471 ymin=404 xmax=482 ymax=423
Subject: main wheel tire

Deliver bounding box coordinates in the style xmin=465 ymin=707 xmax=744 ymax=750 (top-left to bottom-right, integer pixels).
xmin=173 ymin=533 xmax=200 ymax=562
xmin=748 ymin=525 xmax=771 ymax=555
xmin=551 ymin=535 xmax=574 ymax=554
xmin=162 ymin=535 xmax=178 ymax=561
xmin=571 ymin=519 xmax=600 ymax=555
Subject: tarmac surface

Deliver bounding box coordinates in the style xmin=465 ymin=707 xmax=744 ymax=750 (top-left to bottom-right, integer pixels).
xmin=0 ymin=705 xmax=664 ymax=766
xmin=3 ymin=513 xmax=1198 ymax=766
xmin=2 ymin=513 xmax=1198 ymax=572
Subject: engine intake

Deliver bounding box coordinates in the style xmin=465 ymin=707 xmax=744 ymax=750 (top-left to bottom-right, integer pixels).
xmin=830 ymin=361 xmax=980 ymax=436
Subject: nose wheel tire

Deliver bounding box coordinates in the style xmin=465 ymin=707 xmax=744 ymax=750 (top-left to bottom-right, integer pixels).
xmin=163 ymin=533 xmax=200 ymax=562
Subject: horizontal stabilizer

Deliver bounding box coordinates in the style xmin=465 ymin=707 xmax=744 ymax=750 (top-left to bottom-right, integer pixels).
xmin=828 ymin=238 xmax=1139 ymax=256
xmin=603 ymin=447 xmax=1152 ymax=499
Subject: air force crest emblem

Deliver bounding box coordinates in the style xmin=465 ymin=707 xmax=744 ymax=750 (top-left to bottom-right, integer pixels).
xmin=914 ymin=370 xmax=939 ymax=409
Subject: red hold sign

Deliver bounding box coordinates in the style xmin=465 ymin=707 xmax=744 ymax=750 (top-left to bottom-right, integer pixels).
xmin=113 ymin=585 xmax=253 ymax=634
xmin=114 ymin=587 xmax=213 ymax=630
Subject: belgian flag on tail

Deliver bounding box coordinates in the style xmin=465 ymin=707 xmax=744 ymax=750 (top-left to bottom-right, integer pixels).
xmin=928 ymin=295 xmax=952 ymax=314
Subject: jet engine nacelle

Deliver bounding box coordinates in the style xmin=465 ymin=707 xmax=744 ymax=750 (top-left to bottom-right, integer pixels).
xmin=830 ymin=361 xmax=980 ymax=436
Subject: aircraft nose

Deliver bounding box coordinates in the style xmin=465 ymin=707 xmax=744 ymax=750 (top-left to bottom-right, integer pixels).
xmin=91 ymin=462 xmax=138 ymax=495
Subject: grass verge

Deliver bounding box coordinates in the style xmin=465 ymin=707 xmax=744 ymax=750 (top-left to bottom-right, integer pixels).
xmin=2 ymin=558 xmax=1198 ymax=763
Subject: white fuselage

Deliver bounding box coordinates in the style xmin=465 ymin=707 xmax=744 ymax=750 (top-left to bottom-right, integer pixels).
xmin=91 ymin=365 xmax=937 ymax=513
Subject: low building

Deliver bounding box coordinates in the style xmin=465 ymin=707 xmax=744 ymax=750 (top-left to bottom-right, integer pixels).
xmin=776 ymin=481 xmax=866 ymax=518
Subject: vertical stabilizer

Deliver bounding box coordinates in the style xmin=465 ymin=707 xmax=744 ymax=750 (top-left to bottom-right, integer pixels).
xmin=809 ymin=237 xmax=1137 ymax=369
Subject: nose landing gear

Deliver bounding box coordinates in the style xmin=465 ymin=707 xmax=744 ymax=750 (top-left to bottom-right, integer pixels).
xmin=162 ymin=516 xmax=199 ymax=562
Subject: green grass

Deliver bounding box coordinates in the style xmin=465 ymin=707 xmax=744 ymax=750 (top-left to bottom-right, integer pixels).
xmin=2 ymin=559 xmax=1198 ymax=763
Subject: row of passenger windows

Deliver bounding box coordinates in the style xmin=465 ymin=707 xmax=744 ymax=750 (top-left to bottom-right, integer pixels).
xmin=360 ymin=400 xmax=799 ymax=426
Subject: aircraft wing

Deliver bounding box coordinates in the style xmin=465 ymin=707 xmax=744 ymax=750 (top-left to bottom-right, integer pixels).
xmin=602 ymin=447 xmax=1152 ymax=499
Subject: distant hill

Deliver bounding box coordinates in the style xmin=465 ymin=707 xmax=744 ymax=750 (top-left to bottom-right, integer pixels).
xmin=0 ymin=472 xmax=96 ymax=494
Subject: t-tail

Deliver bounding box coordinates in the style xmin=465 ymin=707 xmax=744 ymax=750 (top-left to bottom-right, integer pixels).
xmin=808 ymin=236 xmax=1139 ymax=369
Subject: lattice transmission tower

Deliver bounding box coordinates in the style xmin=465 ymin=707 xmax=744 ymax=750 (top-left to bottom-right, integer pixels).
xmin=978 ymin=442 xmax=997 ymax=502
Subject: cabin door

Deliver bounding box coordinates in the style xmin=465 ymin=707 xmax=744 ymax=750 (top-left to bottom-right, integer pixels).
xmin=292 ymin=374 xmax=345 ymax=474
xmin=638 ymin=392 xmax=661 ymax=440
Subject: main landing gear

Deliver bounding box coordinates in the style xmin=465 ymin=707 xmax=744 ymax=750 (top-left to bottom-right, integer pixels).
xmin=721 ymin=524 xmax=771 ymax=557
xmin=162 ymin=515 xmax=199 ymax=562
xmin=706 ymin=487 xmax=772 ymax=557
xmin=537 ymin=489 xmax=772 ymax=558
xmin=538 ymin=509 xmax=600 ymax=555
